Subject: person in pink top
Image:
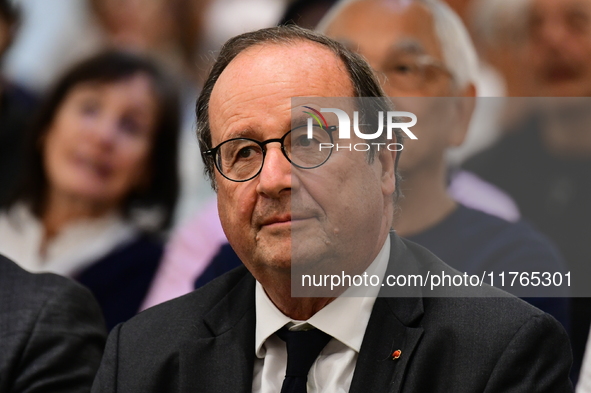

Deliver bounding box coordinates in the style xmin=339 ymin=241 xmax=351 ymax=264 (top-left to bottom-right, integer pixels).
xmin=141 ymin=198 xmax=227 ymax=310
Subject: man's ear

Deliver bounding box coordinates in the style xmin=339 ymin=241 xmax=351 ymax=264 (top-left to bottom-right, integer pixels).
xmin=448 ymin=83 xmax=476 ymax=147
xmin=378 ymin=146 xmax=397 ymax=197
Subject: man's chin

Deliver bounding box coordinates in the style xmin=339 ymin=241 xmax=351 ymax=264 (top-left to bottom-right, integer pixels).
xmin=253 ymin=236 xmax=291 ymax=266
xmin=253 ymin=232 xmax=341 ymax=275
xmin=291 ymin=241 xmax=342 ymax=274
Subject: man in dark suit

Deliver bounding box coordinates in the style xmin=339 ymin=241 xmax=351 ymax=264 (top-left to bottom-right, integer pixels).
xmin=92 ymin=25 xmax=573 ymax=392
xmin=0 ymin=253 xmax=106 ymax=392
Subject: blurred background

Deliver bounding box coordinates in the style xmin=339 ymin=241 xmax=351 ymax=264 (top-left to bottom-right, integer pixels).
xmin=2 ymin=0 xmax=580 ymax=217
xmin=2 ymin=0 xmax=591 ymax=387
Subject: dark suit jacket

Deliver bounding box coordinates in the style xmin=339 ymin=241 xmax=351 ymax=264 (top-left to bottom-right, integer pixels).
xmin=0 ymin=254 xmax=107 ymax=393
xmin=92 ymin=235 xmax=573 ymax=392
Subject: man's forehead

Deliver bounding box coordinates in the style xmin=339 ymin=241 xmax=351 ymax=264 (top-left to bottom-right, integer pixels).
xmin=212 ymin=41 xmax=349 ymax=93
xmin=325 ymin=0 xmax=443 ymax=65
xmin=208 ymin=40 xmax=354 ymax=142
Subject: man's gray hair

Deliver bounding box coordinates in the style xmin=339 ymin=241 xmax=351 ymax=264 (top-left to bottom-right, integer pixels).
xmin=196 ymin=24 xmax=403 ymax=198
xmin=317 ymin=0 xmax=479 ymax=91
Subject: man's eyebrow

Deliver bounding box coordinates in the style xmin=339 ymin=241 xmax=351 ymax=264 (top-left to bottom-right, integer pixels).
xmin=291 ymin=112 xmax=311 ymax=126
xmin=293 ymin=107 xmax=339 ymax=128
xmin=388 ymin=39 xmax=427 ymax=56
xmin=224 ymin=128 xmax=259 ymax=140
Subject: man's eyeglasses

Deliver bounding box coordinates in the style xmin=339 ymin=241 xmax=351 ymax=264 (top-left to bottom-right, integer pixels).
xmin=380 ymin=51 xmax=453 ymax=91
xmin=204 ymin=124 xmax=337 ymax=182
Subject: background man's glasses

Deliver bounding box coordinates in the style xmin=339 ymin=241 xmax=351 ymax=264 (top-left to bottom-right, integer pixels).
xmin=204 ymin=124 xmax=337 ymax=182
xmin=380 ymin=52 xmax=453 ymax=91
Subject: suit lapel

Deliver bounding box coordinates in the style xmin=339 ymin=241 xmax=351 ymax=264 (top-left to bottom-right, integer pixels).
xmin=180 ymin=271 xmax=257 ymax=393
xmin=349 ymin=298 xmax=424 ymax=393
xmin=349 ymin=234 xmax=426 ymax=393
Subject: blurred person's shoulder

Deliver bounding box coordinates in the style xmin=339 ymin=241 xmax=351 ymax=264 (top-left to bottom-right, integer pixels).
xmin=407 ymin=203 xmax=565 ymax=274
xmin=453 ymin=204 xmax=564 ymax=263
xmin=0 ymin=253 xmax=106 ymax=330
xmin=0 ymin=252 xmax=90 ymax=308
xmin=0 ymin=245 xmax=106 ymax=393
xmin=0 ymin=253 xmax=106 ymax=393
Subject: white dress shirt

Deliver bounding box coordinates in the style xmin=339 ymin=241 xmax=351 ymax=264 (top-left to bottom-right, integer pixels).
xmin=252 ymin=235 xmax=390 ymax=393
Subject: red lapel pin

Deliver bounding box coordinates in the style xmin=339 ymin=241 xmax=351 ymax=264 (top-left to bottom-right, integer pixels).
xmin=392 ymin=349 xmax=402 ymax=360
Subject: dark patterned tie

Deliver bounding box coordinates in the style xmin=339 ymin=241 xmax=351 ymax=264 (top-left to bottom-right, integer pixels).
xmin=276 ymin=326 xmax=332 ymax=393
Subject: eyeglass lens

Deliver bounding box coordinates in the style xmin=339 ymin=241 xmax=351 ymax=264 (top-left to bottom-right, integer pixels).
xmin=213 ymin=125 xmax=333 ymax=181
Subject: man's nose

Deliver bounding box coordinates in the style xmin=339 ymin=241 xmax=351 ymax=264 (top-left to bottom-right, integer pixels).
xmin=256 ymin=145 xmax=292 ymax=198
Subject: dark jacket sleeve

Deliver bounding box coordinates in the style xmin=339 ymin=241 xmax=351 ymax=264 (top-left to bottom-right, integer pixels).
xmin=11 ymin=279 xmax=107 ymax=393
xmin=483 ymin=313 xmax=573 ymax=393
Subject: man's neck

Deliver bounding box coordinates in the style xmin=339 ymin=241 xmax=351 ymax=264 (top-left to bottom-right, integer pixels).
xmin=394 ymin=165 xmax=456 ymax=237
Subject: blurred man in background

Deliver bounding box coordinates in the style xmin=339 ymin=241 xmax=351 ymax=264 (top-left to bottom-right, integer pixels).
xmin=320 ymin=0 xmax=570 ymax=328
xmin=527 ymin=0 xmax=591 ymax=97
xmin=465 ymin=0 xmax=591 ymax=382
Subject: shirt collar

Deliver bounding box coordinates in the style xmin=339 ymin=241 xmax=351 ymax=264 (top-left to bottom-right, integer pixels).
xmin=255 ymin=235 xmax=390 ymax=357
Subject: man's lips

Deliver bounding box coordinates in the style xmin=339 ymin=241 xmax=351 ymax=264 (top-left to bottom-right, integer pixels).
xmin=259 ymin=214 xmax=317 ymax=228
xmin=260 ymin=214 xmax=292 ymax=227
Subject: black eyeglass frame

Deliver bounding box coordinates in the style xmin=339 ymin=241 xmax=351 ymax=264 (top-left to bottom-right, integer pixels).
xmin=203 ymin=124 xmax=338 ymax=182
